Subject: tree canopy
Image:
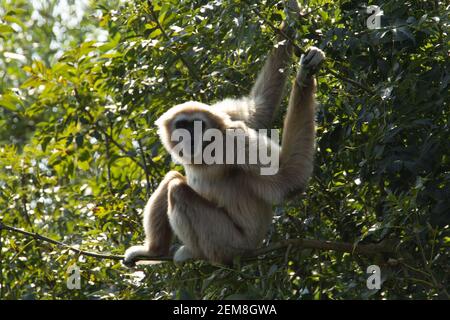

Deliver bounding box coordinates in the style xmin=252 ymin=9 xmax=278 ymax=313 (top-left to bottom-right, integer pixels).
xmin=0 ymin=0 xmax=448 ymax=299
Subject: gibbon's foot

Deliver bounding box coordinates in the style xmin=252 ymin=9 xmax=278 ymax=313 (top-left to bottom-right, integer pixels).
xmin=173 ymin=245 xmax=195 ymax=264
xmin=123 ymin=245 xmax=156 ymax=267
xmin=299 ymin=46 xmax=326 ymax=83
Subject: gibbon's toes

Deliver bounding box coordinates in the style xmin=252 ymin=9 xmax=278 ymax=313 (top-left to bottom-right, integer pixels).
xmin=173 ymin=245 xmax=194 ymax=264
xmin=123 ymin=245 xmax=152 ymax=267
xmin=301 ymin=46 xmax=325 ymax=73
xmin=122 ymin=256 xmax=136 ymax=268
xmin=123 ymin=250 xmax=138 ymax=267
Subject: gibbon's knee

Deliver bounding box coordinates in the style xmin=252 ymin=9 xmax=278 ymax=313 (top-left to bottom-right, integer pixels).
xmin=163 ymin=170 xmax=185 ymax=183
xmin=167 ymin=177 xmax=191 ymax=205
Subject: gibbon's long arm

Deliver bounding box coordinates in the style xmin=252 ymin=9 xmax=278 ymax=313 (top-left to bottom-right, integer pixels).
xmin=246 ymin=37 xmax=294 ymax=128
xmin=216 ymin=1 xmax=301 ymax=129
xmin=246 ymin=0 xmax=302 ymax=129
xmin=251 ymin=47 xmax=325 ymax=204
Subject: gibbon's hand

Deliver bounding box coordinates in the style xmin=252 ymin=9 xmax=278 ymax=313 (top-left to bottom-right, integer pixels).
xmin=298 ymin=46 xmax=326 ymax=84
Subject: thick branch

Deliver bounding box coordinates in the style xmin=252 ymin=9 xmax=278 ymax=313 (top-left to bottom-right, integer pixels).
xmin=1 ymin=222 xmax=393 ymax=265
xmin=250 ymin=238 xmax=393 ymax=257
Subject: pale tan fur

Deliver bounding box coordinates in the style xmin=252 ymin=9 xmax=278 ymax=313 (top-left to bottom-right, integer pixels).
xmin=124 ymin=18 xmax=325 ymax=266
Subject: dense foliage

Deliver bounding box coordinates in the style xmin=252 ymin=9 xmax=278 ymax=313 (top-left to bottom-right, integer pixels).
xmin=0 ymin=0 xmax=448 ymax=299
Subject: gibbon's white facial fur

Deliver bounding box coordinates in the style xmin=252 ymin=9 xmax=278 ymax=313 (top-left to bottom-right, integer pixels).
xmin=155 ymin=101 xmax=234 ymax=164
xmin=124 ymin=3 xmax=325 ymax=266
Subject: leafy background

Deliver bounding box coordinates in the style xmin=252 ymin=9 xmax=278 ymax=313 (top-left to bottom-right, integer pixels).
xmin=0 ymin=0 xmax=448 ymax=299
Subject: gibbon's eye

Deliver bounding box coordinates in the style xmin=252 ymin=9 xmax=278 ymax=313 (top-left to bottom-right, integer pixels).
xmin=174 ymin=119 xmax=192 ymax=130
xmin=174 ymin=119 xmax=207 ymax=131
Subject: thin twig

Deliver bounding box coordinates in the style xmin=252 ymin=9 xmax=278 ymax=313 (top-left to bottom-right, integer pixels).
xmin=327 ymin=69 xmax=375 ymax=95
xmin=252 ymin=6 xmax=298 ymax=50
xmin=73 ymin=88 xmax=146 ymax=170
xmin=414 ymin=230 xmax=450 ymax=299
xmin=104 ymin=122 xmax=114 ymax=194
xmin=128 ymin=120 xmax=151 ymax=198
xmin=146 ymin=1 xmax=202 ymax=83
xmin=0 ymin=222 xmax=125 ymax=261
xmin=0 ymin=222 xmax=394 ymax=265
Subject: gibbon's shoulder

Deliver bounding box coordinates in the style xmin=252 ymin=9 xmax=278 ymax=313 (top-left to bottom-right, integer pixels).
xmin=212 ymin=97 xmax=254 ymax=123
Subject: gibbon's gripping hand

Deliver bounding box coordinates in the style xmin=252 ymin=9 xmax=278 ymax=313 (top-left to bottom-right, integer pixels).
xmin=297 ymin=46 xmax=326 ymax=85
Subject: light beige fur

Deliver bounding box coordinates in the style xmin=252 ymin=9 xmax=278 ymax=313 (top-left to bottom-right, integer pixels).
xmin=124 ymin=24 xmax=325 ymax=266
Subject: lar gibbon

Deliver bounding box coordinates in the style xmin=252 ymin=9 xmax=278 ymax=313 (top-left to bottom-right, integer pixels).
xmin=124 ymin=15 xmax=325 ymax=266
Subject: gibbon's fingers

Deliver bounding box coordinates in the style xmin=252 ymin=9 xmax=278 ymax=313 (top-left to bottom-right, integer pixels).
xmin=299 ymin=46 xmax=326 ymax=82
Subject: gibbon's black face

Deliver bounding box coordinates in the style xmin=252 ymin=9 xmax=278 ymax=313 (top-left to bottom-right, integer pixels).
xmin=173 ymin=117 xmax=207 ymax=150
xmin=171 ymin=113 xmax=209 ymax=155
xmin=156 ymin=101 xmax=231 ymax=165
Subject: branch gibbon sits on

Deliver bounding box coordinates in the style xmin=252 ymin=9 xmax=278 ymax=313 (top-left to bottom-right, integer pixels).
xmin=124 ymin=20 xmax=325 ymax=266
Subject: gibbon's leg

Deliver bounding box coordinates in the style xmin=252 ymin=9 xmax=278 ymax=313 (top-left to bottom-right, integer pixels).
xmin=167 ymin=178 xmax=247 ymax=265
xmin=123 ymin=171 xmax=184 ymax=266
xmin=252 ymin=47 xmax=325 ymax=203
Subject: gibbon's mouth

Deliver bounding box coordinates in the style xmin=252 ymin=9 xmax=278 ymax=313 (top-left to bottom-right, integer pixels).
xmin=173 ymin=138 xmax=203 ymax=158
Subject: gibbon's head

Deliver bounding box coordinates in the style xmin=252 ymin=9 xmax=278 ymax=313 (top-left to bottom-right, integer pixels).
xmin=155 ymin=101 xmax=233 ymax=165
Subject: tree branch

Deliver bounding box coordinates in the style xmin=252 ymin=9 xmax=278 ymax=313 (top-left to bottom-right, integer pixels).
xmin=0 ymin=222 xmax=125 ymax=261
xmin=0 ymin=222 xmax=394 ymax=265
xmin=249 ymin=238 xmax=393 ymax=258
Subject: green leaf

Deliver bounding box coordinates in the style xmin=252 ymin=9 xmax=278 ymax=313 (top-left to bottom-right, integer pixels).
xmin=0 ymin=24 xmax=14 ymax=34
xmin=0 ymin=93 xmax=21 ymax=111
